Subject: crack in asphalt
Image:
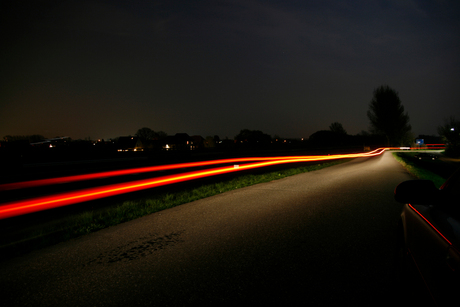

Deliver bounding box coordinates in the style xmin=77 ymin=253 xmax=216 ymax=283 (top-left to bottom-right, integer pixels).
xmin=85 ymin=231 xmax=185 ymax=265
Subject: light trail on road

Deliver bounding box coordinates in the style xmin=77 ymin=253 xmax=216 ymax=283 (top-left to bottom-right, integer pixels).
xmin=0 ymin=148 xmax=386 ymax=191
xmin=0 ymin=148 xmax=386 ymax=219
xmin=0 ymin=157 xmax=291 ymax=191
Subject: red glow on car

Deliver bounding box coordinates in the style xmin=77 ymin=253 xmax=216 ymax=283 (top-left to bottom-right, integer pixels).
xmin=408 ymin=204 xmax=452 ymax=246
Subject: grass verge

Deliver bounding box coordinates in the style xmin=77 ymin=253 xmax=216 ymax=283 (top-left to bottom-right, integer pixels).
xmin=1 ymin=159 xmax=348 ymax=259
xmin=392 ymin=152 xmax=448 ymax=188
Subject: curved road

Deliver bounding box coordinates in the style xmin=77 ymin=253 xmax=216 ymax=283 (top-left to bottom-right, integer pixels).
xmin=2 ymin=152 xmax=416 ymax=306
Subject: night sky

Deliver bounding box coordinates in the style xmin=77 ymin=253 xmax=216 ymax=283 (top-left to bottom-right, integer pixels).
xmin=1 ymin=0 xmax=459 ymax=141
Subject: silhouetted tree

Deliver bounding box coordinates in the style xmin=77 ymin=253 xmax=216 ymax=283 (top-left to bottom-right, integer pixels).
xmin=235 ymin=129 xmax=271 ymax=146
xmin=156 ymin=131 xmax=168 ymax=140
xmin=367 ymin=85 xmax=411 ymax=146
xmin=137 ymin=129 xmax=168 ymax=150
xmin=329 ymin=122 xmax=347 ymax=135
xmin=438 ymin=117 xmax=460 ymax=157
xmin=135 ymin=127 xmax=157 ymax=148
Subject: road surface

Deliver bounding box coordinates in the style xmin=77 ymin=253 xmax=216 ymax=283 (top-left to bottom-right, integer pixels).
xmin=1 ymin=152 xmax=416 ymax=306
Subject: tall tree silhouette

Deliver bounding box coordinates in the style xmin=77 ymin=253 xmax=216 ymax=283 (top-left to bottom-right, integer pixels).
xmin=367 ymin=85 xmax=411 ymax=146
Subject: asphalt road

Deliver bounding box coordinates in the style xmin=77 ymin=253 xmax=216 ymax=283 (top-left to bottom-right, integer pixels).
xmin=1 ymin=152 xmax=416 ymax=306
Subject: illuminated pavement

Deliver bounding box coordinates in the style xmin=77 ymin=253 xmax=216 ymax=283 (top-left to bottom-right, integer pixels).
xmin=1 ymin=152 xmax=417 ymax=306
xmin=0 ymin=149 xmax=385 ymax=219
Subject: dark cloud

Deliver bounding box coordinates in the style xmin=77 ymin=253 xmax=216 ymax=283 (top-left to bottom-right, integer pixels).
xmin=1 ymin=0 xmax=459 ymax=140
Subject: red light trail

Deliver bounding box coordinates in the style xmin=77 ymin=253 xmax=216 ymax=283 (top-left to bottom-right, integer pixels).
xmin=0 ymin=157 xmax=287 ymax=191
xmin=0 ymin=148 xmax=394 ymax=219
xmin=408 ymin=204 xmax=452 ymax=246
xmin=0 ymin=148 xmax=386 ymax=191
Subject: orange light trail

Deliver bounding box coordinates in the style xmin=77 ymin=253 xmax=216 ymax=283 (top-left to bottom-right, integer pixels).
xmin=0 ymin=157 xmax=290 ymax=191
xmin=0 ymin=148 xmax=385 ymax=191
xmin=0 ymin=149 xmax=386 ymax=219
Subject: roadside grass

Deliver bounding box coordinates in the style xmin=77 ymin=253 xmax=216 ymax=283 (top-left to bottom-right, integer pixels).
xmin=1 ymin=159 xmax=348 ymax=259
xmin=392 ymin=152 xmax=448 ymax=188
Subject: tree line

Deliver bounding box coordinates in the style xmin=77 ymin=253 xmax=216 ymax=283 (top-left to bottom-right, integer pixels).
xmin=2 ymin=85 xmax=459 ymax=156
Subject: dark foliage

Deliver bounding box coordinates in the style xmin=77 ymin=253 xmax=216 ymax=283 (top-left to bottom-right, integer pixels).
xmin=329 ymin=122 xmax=347 ymax=135
xmin=438 ymin=117 xmax=460 ymax=157
xmin=234 ymin=129 xmax=272 ymax=147
xmin=367 ymin=85 xmax=412 ymax=146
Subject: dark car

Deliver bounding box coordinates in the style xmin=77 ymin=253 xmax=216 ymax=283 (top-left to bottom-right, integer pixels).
xmin=394 ymin=169 xmax=460 ymax=306
xmin=414 ymin=153 xmax=438 ymax=160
